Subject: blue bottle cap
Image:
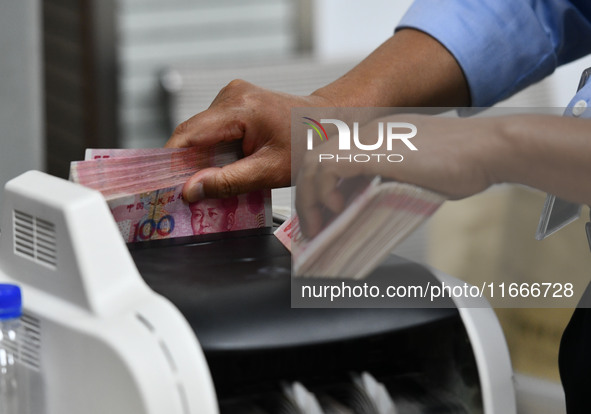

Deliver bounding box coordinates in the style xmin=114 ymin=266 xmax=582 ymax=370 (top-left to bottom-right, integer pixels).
xmin=0 ymin=284 xmax=22 ymax=320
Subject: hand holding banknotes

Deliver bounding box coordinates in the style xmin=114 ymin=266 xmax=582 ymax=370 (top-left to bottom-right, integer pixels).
xmin=296 ymin=113 xmax=591 ymax=238
xmin=164 ymin=30 xmax=469 ymax=203
xmin=164 ymin=29 xmax=591 ymax=240
xmin=164 ymin=79 xmax=333 ymax=202
xmin=295 ymin=114 xmax=501 ymax=238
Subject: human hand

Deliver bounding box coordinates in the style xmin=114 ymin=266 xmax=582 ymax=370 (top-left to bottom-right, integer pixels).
xmin=295 ymin=114 xmax=505 ymax=238
xmin=165 ymin=79 xmax=333 ymax=202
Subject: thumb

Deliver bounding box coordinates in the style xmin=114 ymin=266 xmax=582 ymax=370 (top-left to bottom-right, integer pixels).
xmin=182 ymin=156 xmax=272 ymax=201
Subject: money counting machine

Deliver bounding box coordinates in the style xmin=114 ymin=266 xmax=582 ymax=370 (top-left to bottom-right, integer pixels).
xmin=0 ymin=171 xmax=516 ymax=414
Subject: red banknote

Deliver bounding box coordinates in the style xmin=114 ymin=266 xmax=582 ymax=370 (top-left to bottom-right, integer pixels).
xmin=70 ymin=145 xmax=272 ymax=242
xmin=275 ymin=176 xmax=445 ymax=279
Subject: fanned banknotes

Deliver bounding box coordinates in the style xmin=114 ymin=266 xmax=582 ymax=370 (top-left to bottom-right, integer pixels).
xmin=70 ymin=144 xmax=272 ymax=242
xmin=275 ymin=177 xmax=445 ymax=279
xmin=277 ymin=373 xmax=398 ymax=414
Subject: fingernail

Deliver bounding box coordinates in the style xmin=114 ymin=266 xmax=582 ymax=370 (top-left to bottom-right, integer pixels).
xmin=186 ymin=182 xmax=204 ymax=202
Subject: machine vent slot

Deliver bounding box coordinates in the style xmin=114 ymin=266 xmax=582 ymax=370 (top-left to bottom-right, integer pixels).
xmin=159 ymin=339 xmax=177 ymax=373
xmin=19 ymin=313 xmax=42 ymax=372
xmin=136 ymin=313 xmax=189 ymax=413
xmin=13 ymin=210 xmax=57 ymax=269
xmin=177 ymin=383 xmax=190 ymax=414
xmin=135 ymin=313 xmax=155 ymax=332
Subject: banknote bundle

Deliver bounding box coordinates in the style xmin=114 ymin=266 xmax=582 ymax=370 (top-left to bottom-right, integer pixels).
xmin=70 ymin=144 xmax=272 ymax=243
xmin=275 ymin=177 xmax=445 ymax=279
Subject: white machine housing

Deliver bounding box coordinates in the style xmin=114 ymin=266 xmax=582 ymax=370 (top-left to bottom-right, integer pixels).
xmin=0 ymin=171 xmax=516 ymax=413
xmin=0 ymin=171 xmax=218 ymax=414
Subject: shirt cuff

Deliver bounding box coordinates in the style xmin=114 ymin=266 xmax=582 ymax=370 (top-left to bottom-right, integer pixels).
xmin=397 ymin=0 xmax=557 ymax=107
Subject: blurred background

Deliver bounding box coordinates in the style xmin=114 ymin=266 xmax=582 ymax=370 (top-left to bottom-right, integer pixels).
xmin=1 ymin=1 xmax=591 ymax=412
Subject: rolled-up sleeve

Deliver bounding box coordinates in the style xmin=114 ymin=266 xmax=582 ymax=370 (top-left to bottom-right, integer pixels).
xmin=397 ymin=0 xmax=591 ymax=106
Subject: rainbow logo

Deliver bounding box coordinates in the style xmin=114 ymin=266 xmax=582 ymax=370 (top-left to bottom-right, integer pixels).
xmin=302 ymin=117 xmax=328 ymax=141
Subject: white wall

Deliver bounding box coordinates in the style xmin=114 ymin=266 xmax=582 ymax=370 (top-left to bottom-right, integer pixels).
xmin=313 ymin=0 xmax=414 ymax=60
xmin=0 ymin=0 xmax=43 ymax=217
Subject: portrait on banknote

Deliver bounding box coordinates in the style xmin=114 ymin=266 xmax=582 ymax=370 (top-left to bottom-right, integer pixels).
xmin=189 ymin=196 xmax=239 ymax=235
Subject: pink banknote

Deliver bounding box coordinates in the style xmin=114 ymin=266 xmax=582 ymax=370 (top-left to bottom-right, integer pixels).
xmin=72 ymin=145 xmax=244 ymax=200
xmin=274 ymin=177 xmax=445 ymax=278
xmin=109 ymin=184 xmax=272 ymax=242
xmin=71 ymin=145 xmax=272 ymax=242
xmin=85 ymin=148 xmax=186 ymax=160
xmin=274 ymin=214 xmax=301 ymax=253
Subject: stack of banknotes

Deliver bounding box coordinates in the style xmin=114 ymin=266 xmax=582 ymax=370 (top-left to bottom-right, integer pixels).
xmin=275 ymin=176 xmax=445 ymax=279
xmin=70 ymin=144 xmax=272 ymax=242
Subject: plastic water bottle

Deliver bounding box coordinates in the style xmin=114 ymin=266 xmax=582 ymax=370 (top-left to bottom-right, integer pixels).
xmin=0 ymin=284 xmax=22 ymax=414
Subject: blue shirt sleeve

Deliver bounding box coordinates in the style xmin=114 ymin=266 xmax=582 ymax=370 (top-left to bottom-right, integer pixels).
xmin=397 ymin=0 xmax=591 ymax=106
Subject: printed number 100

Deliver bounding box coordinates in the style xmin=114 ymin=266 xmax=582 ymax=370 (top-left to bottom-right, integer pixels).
xmin=132 ymin=215 xmax=175 ymax=241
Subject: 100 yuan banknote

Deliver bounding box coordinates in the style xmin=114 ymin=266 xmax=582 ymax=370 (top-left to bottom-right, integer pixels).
xmin=84 ymin=142 xmax=241 ymax=165
xmin=109 ymin=183 xmax=272 ymax=242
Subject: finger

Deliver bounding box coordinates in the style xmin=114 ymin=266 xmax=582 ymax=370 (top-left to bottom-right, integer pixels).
xmin=165 ymin=108 xmax=246 ymax=149
xmin=297 ymin=149 xmax=383 ymax=238
xmin=182 ymin=152 xmax=283 ymax=201
xmin=317 ymin=168 xmax=344 ymax=214
xmin=315 ymin=152 xmax=372 ymax=213
xmin=295 ymin=156 xmax=324 ymax=238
